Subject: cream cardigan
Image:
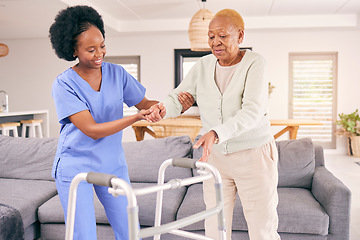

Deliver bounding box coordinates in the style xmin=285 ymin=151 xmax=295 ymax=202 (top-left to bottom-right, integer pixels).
xmin=162 ymin=50 xmax=274 ymax=154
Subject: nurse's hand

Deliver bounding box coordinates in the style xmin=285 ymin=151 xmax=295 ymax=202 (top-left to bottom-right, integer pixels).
xmin=178 ymin=92 xmax=195 ymax=113
xmin=137 ymin=109 xmax=152 ymax=120
xmin=146 ymin=103 xmax=166 ymax=123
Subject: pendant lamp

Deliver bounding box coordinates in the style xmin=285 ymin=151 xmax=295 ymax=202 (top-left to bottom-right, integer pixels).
xmin=188 ymin=0 xmax=214 ymax=51
xmin=0 ymin=43 xmax=9 ymax=57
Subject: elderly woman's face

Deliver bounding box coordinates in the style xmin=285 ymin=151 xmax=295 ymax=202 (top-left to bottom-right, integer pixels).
xmin=208 ymin=16 xmax=243 ymax=65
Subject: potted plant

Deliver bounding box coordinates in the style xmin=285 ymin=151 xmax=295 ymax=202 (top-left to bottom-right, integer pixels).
xmin=336 ymin=109 xmax=360 ymax=157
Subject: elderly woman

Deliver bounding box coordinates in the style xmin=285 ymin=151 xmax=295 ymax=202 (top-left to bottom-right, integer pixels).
xmin=150 ymin=9 xmax=280 ymax=240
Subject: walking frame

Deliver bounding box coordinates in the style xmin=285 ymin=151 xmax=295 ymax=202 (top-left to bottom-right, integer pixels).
xmin=65 ymin=158 xmax=227 ymax=240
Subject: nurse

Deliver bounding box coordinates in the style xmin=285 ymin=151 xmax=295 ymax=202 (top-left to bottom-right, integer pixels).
xmin=49 ymin=5 xmax=176 ymax=240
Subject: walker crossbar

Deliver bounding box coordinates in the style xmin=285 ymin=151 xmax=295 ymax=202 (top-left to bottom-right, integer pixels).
xmin=108 ymin=174 xmax=212 ymax=197
xmin=139 ymin=204 xmax=223 ymax=238
xmin=65 ymin=158 xmax=226 ymax=240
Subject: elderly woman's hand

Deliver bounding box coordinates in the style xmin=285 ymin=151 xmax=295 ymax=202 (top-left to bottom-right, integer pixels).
xmin=178 ymin=92 xmax=195 ymax=113
xmin=145 ymin=103 xmax=166 ymax=123
xmin=193 ymin=130 xmax=218 ymax=162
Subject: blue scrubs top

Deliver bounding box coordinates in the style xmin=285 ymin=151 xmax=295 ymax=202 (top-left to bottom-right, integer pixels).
xmin=52 ymin=62 xmax=145 ymax=181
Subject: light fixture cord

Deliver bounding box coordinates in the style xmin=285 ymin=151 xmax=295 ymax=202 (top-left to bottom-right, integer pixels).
xmin=197 ymin=0 xmax=207 ymax=10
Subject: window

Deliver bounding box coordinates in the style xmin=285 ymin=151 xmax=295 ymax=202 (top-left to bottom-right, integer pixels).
xmin=104 ymin=56 xmax=140 ymax=116
xmin=289 ymin=52 xmax=338 ymax=149
xmin=174 ymin=49 xmax=211 ymax=88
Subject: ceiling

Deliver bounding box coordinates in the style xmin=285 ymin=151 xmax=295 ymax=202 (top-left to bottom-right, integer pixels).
xmin=1 ymin=0 xmax=360 ymax=39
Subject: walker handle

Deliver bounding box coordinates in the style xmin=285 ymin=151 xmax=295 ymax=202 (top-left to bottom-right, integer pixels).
xmin=86 ymin=172 xmax=116 ymax=187
xmin=172 ymin=158 xmax=198 ymax=169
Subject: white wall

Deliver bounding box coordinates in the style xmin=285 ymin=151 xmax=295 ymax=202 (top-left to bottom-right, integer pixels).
xmin=1 ymin=28 xmax=360 ymax=153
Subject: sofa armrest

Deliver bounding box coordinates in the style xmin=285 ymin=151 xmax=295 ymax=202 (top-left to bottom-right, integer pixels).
xmin=311 ymin=166 xmax=351 ymax=240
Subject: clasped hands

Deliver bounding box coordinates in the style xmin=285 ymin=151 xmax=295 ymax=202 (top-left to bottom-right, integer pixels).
xmin=138 ymin=92 xmax=218 ymax=162
xmin=142 ymin=92 xmax=195 ymax=123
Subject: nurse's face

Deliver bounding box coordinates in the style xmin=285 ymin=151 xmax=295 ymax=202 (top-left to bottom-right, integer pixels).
xmin=74 ymin=25 xmax=106 ymax=70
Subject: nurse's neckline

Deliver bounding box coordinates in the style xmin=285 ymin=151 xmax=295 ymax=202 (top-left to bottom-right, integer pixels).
xmin=71 ymin=65 xmax=103 ymax=92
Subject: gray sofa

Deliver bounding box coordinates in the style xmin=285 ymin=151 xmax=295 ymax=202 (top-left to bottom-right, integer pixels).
xmin=0 ymin=134 xmax=351 ymax=240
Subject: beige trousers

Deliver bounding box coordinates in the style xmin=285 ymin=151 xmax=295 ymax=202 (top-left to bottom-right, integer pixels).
xmin=203 ymin=140 xmax=280 ymax=240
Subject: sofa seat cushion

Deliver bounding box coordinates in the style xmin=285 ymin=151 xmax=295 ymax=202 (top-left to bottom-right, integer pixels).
xmin=276 ymin=188 xmax=329 ymax=235
xmin=39 ymin=182 xmax=187 ymax=228
xmin=124 ymin=136 xmax=193 ymax=183
xmin=234 ymin=188 xmax=329 ymax=235
xmin=177 ymin=184 xmax=329 ymax=236
xmin=0 ymin=178 xmax=57 ymax=228
xmin=39 ymin=191 xmax=109 ymax=225
xmin=133 ymin=182 xmax=187 ymax=227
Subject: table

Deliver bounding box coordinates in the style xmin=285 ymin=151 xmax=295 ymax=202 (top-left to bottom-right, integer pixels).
xmin=131 ymin=116 xmax=202 ymax=142
xmin=270 ymin=119 xmax=323 ymax=140
xmin=132 ymin=117 xmax=323 ymax=142
xmin=0 ymin=110 xmax=49 ymax=137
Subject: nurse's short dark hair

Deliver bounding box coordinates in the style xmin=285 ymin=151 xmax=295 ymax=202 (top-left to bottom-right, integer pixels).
xmin=49 ymin=5 xmax=105 ymax=61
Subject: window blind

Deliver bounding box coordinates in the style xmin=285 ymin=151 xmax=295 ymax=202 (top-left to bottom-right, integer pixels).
xmin=289 ymin=53 xmax=337 ymax=149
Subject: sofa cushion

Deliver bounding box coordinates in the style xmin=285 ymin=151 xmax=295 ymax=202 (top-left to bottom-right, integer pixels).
xmin=38 ymin=195 xmax=64 ymax=224
xmin=192 ymin=135 xmax=202 ymax=160
xmin=233 ymin=188 xmax=329 ymax=235
xmin=38 ymin=191 xmax=109 ymax=224
xmin=124 ymin=136 xmax=193 ymax=183
xmin=40 ymin=224 xmax=115 ymax=240
xmin=276 ymin=138 xmax=315 ymax=189
xmin=194 ymin=136 xmax=316 ymax=189
xmin=133 ymin=182 xmax=187 ymax=227
xmin=176 ymin=183 xmax=205 ymax=230
xmin=276 ymin=188 xmax=329 ymax=235
xmin=178 ymin=184 xmax=329 ymax=236
xmin=0 ymin=178 xmax=57 ymax=228
xmin=0 ymin=135 xmax=57 ymax=181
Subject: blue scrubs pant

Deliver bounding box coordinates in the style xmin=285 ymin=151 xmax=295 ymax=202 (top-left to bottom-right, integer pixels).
xmin=56 ymin=177 xmax=130 ymax=240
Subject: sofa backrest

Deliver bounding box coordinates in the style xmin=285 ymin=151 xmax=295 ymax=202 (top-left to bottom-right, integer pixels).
xmin=0 ymin=135 xmax=57 ymax=181
xmin=193 ymin=135 xmax=317 ymax=189
xmin=276 ymin=138 xmax=315 ymax=189
xmin=0 ymin=134 xmax=193 ymax=183
xmin=124 ymin=136 xmax=193 ymax=183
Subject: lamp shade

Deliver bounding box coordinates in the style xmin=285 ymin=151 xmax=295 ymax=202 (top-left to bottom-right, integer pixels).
xmin=188 ymin=8 xmax=214 ymax=51
xmin=0 ymin=43 xmax=9 ymax=57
